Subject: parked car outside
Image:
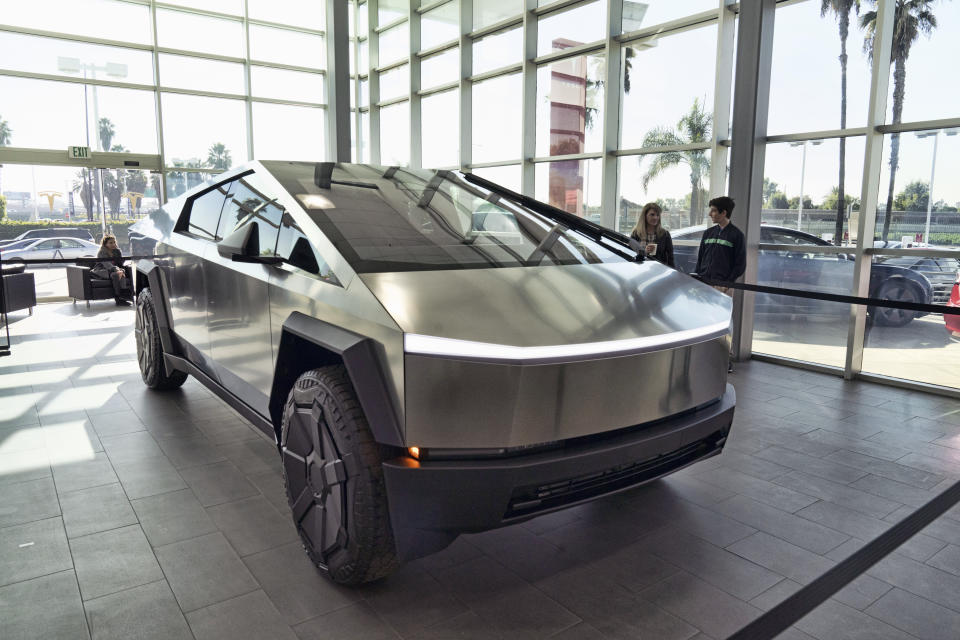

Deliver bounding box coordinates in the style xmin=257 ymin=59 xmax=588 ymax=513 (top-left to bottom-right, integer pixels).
xmin=872 ymin=240 xmax=960 ymax=305
xmin=129 ymin=161 xmax=736 ymax=584
xmin=9 ymin=227 xmax=96 ymax=243
xmin=945 ymin=272 xmax=960 ymax=340
xmin=0 ymin=237 xmax=100 ymax=262
xmin=672 ymin=225 xmax=935 ymax=327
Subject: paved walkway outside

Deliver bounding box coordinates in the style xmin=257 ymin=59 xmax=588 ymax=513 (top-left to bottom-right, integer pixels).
xmin=3 ymin=302 xmax=960 ymax=639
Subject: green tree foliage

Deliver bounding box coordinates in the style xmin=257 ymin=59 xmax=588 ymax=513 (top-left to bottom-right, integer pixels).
xmin=822 ymin=0 xmax=861 ymax=244
xmin=638 ymin=98 xmax=712 ymax=226
xmin=0 ymin=195 xmax=7 ymax=221
xmin=787 ymin=195 xmax=816 ymax=210
xmin=893 ymin=179 xmax=930 ymax=211
xmin=767 ymin=192 xmax=790 ymax=209
xmin=822 ymin=186 xmax=860 ymax=211
xmin=861 ymin=0 xmax=942 ymax=240
xmin=763 ymin=178 xmax=780 ymax=204
xmin=72 ymin=170 xmax=100 ymax=221
xmin=206 ymin=143 xmax=232 ymax=171
xmin=98 ymin=118 xmax=116 ymax=152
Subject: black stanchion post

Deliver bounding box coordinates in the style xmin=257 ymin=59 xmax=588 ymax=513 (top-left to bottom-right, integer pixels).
xmin=0 ymin=244 xmax=12 ymax=357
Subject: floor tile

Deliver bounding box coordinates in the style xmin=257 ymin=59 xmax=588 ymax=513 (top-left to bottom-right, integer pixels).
xmin=695 ymin=467 xmax=818 ymax=513
xmin=727 ymin=531 xmax=836 ymax=585
xmin=60 ymin=482 xmax=137 ymax=539
xmin=926 ymin=544 xmax=960 ymax=577
xmin=179 ymin=461 xmax=259 ymax=507
xmin=0 ymin=570 xmax=89 ymax=640
xmin=85 ymin=410 xmax=146 ymax=439
xmin=753 ymin=447 xmax=868 ymax=485
xmin=749 ymin=578 xmax=803 ymax=611
xmin=69 ymin=524 xmax=163 ymax=601
xmin=0 ymin=475 xmax=60 ymax=528
xmin=796 ymin=599 xmax=916 ymax=640
xmin=112 ymin=456 xmax=186 ymax=500
xmin=0 ymin=516 xmax=72 ymax=587
xmin=640 ymin=570 xmax=763 ymax=639
xmin=186 ymin=590 xmax=298 ymax=640
xmin=131 ymin=487 xmax=218 ymax=548
xmin=84 ymin=579 xmax=192 ymax=640
xmin=51 ymin=451 xmax=119 ymax=495
xmin=360 ymin=564 xmax=469 ymax=637
xmin=867 ymin=552 xmax=960 ymax=613
xmin=157 ymin=435 xmax=227 ymax=469
xmin=795 ymin=501 xmax=891 ymax=542
xmin=99 ymin=431 xmax=164 ymax=466
xmin=710 ymin=495 xmax=850 ymax=555
xmin=154 ymin=531 xmax=259 ymax=612
xmin=832 ymin=574 xmax=893 ymax=611
xmin=206 ymin=494 xmax=297 ymax=556
xmin=292 ymin=601 xmax=400 ymax=640
xmin=0 ymin=446 xmax=52 ymax=487
xmin=865 ymin=587 xmax=960 ymax=640
xmin=824 ymin=450 xmax=945 ymax=489
xmin=772 ymin=470 xmax=903 ymax=520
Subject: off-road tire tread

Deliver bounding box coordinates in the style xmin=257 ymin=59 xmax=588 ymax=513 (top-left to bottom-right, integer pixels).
xmin=136 ymin=287 xmax=188 ymax=390
xmin=281 ymin=365 xmax=398 ymax=584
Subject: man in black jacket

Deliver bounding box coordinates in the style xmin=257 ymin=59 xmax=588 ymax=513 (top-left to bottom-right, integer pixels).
xmin=694 ymin=196 xmax=746 ymax=294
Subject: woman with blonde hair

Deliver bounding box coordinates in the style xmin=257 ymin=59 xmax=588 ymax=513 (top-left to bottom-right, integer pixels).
xmin=630 ymin=202 xmax=674 ymax=267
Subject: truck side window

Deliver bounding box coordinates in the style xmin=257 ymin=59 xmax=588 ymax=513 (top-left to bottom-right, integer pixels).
xmin=184 ymin=182 xmax=232 ymax=240
xmin=276 ymin=213 xmax=338 ymax=283
xmin=218 ymin=181 xmax=282 ymax=256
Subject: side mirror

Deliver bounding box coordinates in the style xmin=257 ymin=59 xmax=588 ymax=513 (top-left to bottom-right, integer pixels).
xmin=217 ymin=224 xmax=258 ymax=260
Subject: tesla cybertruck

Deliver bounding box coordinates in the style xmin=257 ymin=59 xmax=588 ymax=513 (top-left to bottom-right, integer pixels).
xmin=130 ymin=161 xmax=736 ymax=584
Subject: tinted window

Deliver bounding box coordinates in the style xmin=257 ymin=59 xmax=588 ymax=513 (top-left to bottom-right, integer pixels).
xmin=276 ymin=213 xmax=337 ymax=282
xmin=35 ymin=240 xmax=59 ymax=249
xmin=185 ymin=183 xmax=231 ymax=240
xmin=60 ymin=239 xmax=83 ymax=248
xmin=217 ymin=180 xmax=282 ymax=257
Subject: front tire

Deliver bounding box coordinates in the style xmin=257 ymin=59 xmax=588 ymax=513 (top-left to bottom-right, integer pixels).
xmin=870 ymin=279 xmax=920 ymax=327
xmin=280 ymin=366 xmax=398 ymax=585
xmin=135 ymin=287 xmax=188 ymax=390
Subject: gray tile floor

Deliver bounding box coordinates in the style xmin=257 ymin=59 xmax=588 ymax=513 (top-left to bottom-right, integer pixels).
xmin=3 ymin=302 xmax=960 ymax=639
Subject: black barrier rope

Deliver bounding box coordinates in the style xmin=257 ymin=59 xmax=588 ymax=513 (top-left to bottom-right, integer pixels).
xmin=695 ymin=276 xmax=960 ymax=316
xmin=727 ymin=475 xmax=960 ymax=640
xmin=0 ymin=255 xmax=162 ymax=265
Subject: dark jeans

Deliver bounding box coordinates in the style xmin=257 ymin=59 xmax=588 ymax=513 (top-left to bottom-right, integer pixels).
xmin=93 ymin=267 xmax=130 ymax=300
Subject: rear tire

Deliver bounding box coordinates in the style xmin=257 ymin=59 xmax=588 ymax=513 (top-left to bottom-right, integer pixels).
xmin=135 ymin=287 xmax=188 ymax=390
xmin=870 ymin=279 xmax=920 ymax=327
xmin=280 ymin=366 xmax=398 ymax=585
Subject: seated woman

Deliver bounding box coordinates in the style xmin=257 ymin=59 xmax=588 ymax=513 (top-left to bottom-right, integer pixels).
xmin=91 ymin=235 xmax=132 ymax=306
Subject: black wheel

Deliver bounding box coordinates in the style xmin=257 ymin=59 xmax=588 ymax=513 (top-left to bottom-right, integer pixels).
xmin=280 ymin=366 xmax=398 ymax=585
xmin=870 ymin=279 xmax=920 ymax=327
xmin=135 ymin=287 xmax=188 ymax=390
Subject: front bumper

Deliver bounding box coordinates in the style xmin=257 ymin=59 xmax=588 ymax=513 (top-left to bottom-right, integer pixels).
xmin=382 ymin=384 xmax=736 ymax=560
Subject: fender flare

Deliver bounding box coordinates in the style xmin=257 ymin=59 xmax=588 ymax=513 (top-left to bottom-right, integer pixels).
xmin=135 ymin=259 xmax=178 ymax=359
xmin=269 ymin=311 xmax=404 ymax=448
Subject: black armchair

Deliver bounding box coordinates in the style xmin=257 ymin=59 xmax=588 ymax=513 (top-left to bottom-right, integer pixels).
xmin=67 ymin=259 xmax=132 ymax=307
xmin=1 ymin=264 xmax=37 ymax=316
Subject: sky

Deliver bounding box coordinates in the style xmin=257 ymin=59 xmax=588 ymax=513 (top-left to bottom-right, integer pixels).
xmin=1 ymin=0 xmax=959 ymax=214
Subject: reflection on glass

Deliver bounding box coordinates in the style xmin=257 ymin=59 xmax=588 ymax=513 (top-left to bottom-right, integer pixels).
xmin=250 ymin=25 xmax=324 ymax=68
xmin=161 ymin=54 xmax=245 ymax=94
xmin=379 ymin=0 xmax=408 ymax=25
xmin=359 ymin=110 xmax=371 ymax=163
xmin=163 ymin=0 xmax=242 ymax=14
xmin=380 ymin=101 xmax=410 ymax=166
xmin=769 ymin=1 xmax=870 ymax=135
xmin=252 ymin=103 xmax=324 ymax=162
xmin=0 ymin=76 xmax=85 ymax=149
xmin=161 ymin=93 xmax=247 ymax=166
xmin=359 ymin=40 xmax=369 ymax=72
xmin=864 ymin=314 xmax=960 ymax=390
xmin=422 ymin=90 xmax=459 ymax=169
xmin=763 ymin=138 xmax=865 ymax=245
xmin=422 ymin=2 xmax=459 ymax=50
xmin=379 ymin=22 xmax=409 ymax=66
xmin=84 ymin=86 xmax=159 ymax=153
xmin=156 ymin=9 xmax=244 ymax=58
xmin=474 ymin=0 xmax=522 ymax=30
xmin=472 ymin=73 xmax=521 ymax=163
xmin=537 ymin=1 xmax=606 ymax=55
xmin=421 ymin=48 xmax=459 ymax=90
xmin=534 ymin=158 xmax=602 ymax=219
xmin=473 ymin=27 xmax=522 ymax=75
xmin=536 ymin=54 xmax=605 ymax=157
xmin=620 ymin=24 xmax=717 ymax=149
xmin=250 ymin=66 xmax=324 ymax=104
xmin=359 ymin=78 xmax=369 ymax=107
xmin=618 ymin=152 xmax=712 ymax=233
xmin=358 ymin=1 xmax=369 ymax=35
xmin=248 ymin=0 xmax=324 ymax=29
xmin=0 ymin=32 xmax=154 ymax=86
xmin=752 ymin=294 xmax=851 ymax=369
xmin=619 ymin=0 xmax=718 ymax=32
xmin=877 ymin=131 xmax=960 ymax=247
xmin=165 ymin=170 xmax=219 ymax=200
xmin=470 ymin=165 xmax=521 ymax=193
xmin=379 ymin=64 xmax=409 ymax=101
xmin=1 ymin=0 xmax=152 ymax=45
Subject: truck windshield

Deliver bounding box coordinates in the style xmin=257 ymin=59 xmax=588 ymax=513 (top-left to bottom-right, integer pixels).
xmin=270 ymin=162 xmax=626 ymax=274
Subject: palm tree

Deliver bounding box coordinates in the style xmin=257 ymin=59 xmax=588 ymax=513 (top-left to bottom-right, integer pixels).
xmin=98 ymin=118 xmax=116 ymax=152
xmin=206 ymin=143 xmax=232 ymax=171
xmin=861 ymin=0 xmax=940 ymax=241
xmin=822 ymin=0 xmax=860 ymax=245
xmin=0 ymin=115 xmax=12 ymax=200
xmin=638 ymin=98 xmax=712 ymax=225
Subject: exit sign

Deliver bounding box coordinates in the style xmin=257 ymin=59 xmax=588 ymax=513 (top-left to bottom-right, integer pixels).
xmin=68 ymin=146 xmax=90 ymax=159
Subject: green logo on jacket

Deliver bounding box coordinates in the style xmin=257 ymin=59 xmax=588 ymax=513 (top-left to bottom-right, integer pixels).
xmin=703 ymin=238 xmax=734 ymax=248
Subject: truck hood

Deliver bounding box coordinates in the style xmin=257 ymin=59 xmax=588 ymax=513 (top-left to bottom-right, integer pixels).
xmin=360 ymin=261 xmax=731 ymax=362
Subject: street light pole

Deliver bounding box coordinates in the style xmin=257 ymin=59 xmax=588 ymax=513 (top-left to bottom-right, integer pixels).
xmin=916 ymin=128 xmax=959 ymax=244
xmin=798 ymin=142 xmax=807 ymax=231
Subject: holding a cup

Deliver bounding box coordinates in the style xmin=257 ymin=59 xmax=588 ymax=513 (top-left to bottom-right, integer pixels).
xmin=629 ymin=202 xmax=675 ymax=268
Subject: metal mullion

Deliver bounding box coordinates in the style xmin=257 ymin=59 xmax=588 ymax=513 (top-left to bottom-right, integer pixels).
xmin=531 ymin=152 xmax=603 ymax=163
xmin=866 ymin=248 xmax=960 ymax=259
xmin=248 ymin=61 xmax=326 ymax=74
xmin=155 ymin=47 xmax=246 ymax=64
xmin=327 ymin=0 xmax=350 ymax=161
xmin=469 ymin=16 xmax=524 ymax=40
xmin=243 ymin=2 xmax=254 ymax=163
xmin=250 ymin=96 xmax=327 ymax=109
xmin=752 ymin=353 xmax=844 ymax=377
xmin=409 ymin=0 xmax=421 ymax=168
xmin=845 ymin=0 xmax=894 ymax=379
xmin=616 ymin=9 xmax=721 ymax=44
xmin=520 ymin=0 xmax=537 ymax=196
xmin=710 ymin=1 xmax=737 ymax=199
xmin=419 ymin=81 xmax=459 ymax=97
xmin=417 ymin=0 xmax=454 ymax=14
xmin=614 ymin=142 xmax=712 ymax=156
xmin=758 ymin=244 xmax=850 ymax=254
xmin=246 ymin=20 xmax=325 ymax=37
xmin=417 ymin=39 xmax=459 ymax=57
xmin=533 ymin=41 xmax=605 ymax=66
xmin=469 ymin=64 xmax=524 ymax=83
xmin=765 ymin=128 xmax=868 ymax=143
xmin=459 ymin=0 xmax=473 ymax=172
xmin=0 ymin=69 xmax=154 ymax=91
xmin=162 ymin=166 xmax=222 ymax=174
xmin=375 ymin=16 xmax=408 ymax=34
xmin=877 ymin=117 xmax=960 ymax=135
xmin=467 ymin=160 xmax=523 ymax=169
xmin=159 ymin=86 xmax=246 ymax=100
xmin=150 ymin=1 xmax=167 ymax=204
xmin=855 ymin=372 xmax=960 ymax=402
xmin=600 ymin=0 xmax=622 ymax=231
xmin=375 ymin=58 xmax=409 ymax=73
xmin=0 ymin=23 xmax=154 ymax=50
xmin=154 ymin=2 xmax=245 ymax=22
xmin=532 ymin=0 xmax=593 ymax=17
xmin=369 ymin=0 xmax=381 ymax=163
xmin=376 ymin=96 xmax=409 ymax=108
